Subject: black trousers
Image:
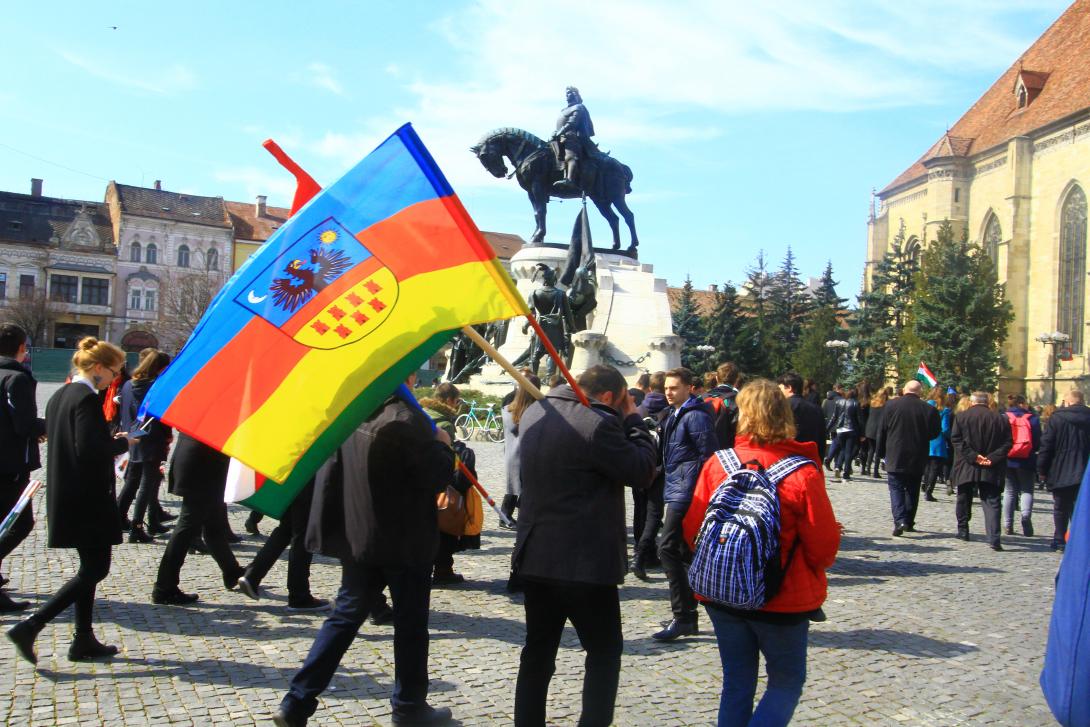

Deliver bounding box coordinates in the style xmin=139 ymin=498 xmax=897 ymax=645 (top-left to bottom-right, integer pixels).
xmin=154 ymin=492 xmax=239 ymax=594
xmin=1052 ymin=483 xmax=1082 ymax=548
xmin=118 ymin=460 xmax=166 ymax=525
xmin=434 ymin=533 xmax=458 ymax=574
xmin=515 ymin=580 xmax=622 ymax=727
xmin=658 ymin=504 xmax=696 ymax=621
xmin=244 ymin=489 xmax=313 ymax=599
xmin=923 ymin=456 xmax=946 ymax=495
xmin=632 ymin=487 xmax=648 ymax=546
xmin=833 ymin=433 xmax=858 ymax=477
xmin=0 ymin=472 xmax=33 ymax=568
xmin=635 ymin=478 xmax=664 ymax=565
xmin=956 ymin=482 xmax=1002 ymax=546
xmin=31 ymin=545 xmax=111 ymax=633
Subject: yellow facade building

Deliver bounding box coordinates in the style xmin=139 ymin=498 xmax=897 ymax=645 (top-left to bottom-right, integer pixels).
xmin=867 ymin=0 xmax=1090 ymax=402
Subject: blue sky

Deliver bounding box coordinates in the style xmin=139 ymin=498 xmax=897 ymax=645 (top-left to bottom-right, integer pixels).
xmin=0 ymin=0 xmax=1072 ymax=302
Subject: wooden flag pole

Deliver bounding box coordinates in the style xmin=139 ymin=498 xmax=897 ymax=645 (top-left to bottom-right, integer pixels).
xmin=460 ymin=325 xmax=544 ymax=400
xmin=523 ymin=314 xmax=591 ymax=406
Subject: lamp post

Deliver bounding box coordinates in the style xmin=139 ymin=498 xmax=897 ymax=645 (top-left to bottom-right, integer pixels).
xmin=825 ymin=339 xmax=850 ymax=383
xmin=1035 ymin=331 xmax=1071 ymax=405
xmin=695 ymin=344 xmax=715 ymax=374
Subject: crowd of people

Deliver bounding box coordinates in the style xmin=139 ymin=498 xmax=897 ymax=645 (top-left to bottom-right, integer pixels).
xmin=0 ymin=318 xmax=1085 ymax=726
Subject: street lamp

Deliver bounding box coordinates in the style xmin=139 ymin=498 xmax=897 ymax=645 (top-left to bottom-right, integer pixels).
xmin=1035 ymin=331 xmax=1071 ymax=404
xmin=695 ymin=344 xmax=715 ymax=373
xmin=825 ymin=339 xmax=850 ymax=383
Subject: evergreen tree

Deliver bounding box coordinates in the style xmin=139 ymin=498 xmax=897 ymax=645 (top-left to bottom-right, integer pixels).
xmin=792 ymin=306 xmax=845 ymax=392
xmin=672 ymin=275 xmax=706 ymax=370
xmin=912 ymin=221 xmax=1014 ymax=390
xmin=740 ymin=251 xmax=773 ymax=378
xmin=704 ymin=282 xmax=768 ymax=377
xmin=850 ymin=219 xmax=919 ymax=386
xmin=766 ymin=247 xmax=814 ymax=376
xmin=814 ymin=260 xmax=848 ymax=311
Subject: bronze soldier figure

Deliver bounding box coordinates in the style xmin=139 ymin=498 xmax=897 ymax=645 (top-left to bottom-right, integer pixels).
xmin=523 ymin=264 xmax=575 ymax=377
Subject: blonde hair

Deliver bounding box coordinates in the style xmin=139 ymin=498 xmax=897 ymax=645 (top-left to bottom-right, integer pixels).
xmin=71 ymin=337 xmax=125 ymax=375
xmin=737 ymin=378 xmax=796 ymax=446
xmin=955 ymin=394 xmax=972 ymax=413
xmin=871 ymin=388 xmax=890 ymax=408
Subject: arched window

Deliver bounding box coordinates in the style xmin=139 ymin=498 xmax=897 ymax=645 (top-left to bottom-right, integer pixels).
xmin=130 ymin=241 xmax=142 ymax=263
xmin=1058 ymin=185 xmax=1088 ymax=354
xmin=983 ymin=213 xmax=1002 ymax=270
xmin=177 ymin=245 xmax=190 ymax=268
xmin=129 ymin=285 xmax=142 ymax=310
xmin=146 ymin=243 xmax=158 ymax=264
xmin=206 ymin=248 xmax=219 ymax=271
xmin=905 ymin=236 xmax=922 ymax=265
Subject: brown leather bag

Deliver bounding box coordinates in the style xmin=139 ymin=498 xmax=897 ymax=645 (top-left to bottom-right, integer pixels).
xmin=436 ymin=486 xmax=466 ymax=536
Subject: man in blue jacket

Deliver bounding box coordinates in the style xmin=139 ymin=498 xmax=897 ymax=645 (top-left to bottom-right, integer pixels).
xmin=653 ymin=367 xmax=717 ymax=641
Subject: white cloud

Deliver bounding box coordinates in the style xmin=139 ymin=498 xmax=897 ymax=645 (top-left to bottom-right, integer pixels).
xmin=304 ymin=62 xmax=345 ymax=96
xmin=57 ymin=50 xmax=195 ymax=95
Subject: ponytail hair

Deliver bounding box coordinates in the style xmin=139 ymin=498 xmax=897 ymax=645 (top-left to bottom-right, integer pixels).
xmin=71 ymin=337 xmax=125 ymax=375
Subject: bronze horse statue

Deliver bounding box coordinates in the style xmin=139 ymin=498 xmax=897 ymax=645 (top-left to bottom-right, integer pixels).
xmin=470 ymin=128 xmax=638 ymax=251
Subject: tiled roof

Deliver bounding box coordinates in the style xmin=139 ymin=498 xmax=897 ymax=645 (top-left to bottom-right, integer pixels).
xmin=481 ymin=231 xmax=525 ymax=260
xmin=0 ymin=191 xmax=114 ymax=248
xmin=667 ymin=286 xmax=718 ymax=317
xmin=882 ymin=0 xmax=1090 ymax=194
xmin=113 ymin=183 xmax=232 ymax=228
xmin=224 ymin=200 xmax=291 ymax=242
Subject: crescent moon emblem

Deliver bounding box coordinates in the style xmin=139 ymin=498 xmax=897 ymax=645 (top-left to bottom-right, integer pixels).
xmin=247 ymin=291 xmax=268 ymax=304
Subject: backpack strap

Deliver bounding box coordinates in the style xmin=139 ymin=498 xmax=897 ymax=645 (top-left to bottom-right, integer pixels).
xmin=765 ymin=455 xmax=815 ymax=485
xmin=714 ymin=447 xmax=743 ymax=475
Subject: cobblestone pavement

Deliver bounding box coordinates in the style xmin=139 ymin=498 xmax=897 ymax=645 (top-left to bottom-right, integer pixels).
xmin=0 ymin=385 xmax=1062 ymax=725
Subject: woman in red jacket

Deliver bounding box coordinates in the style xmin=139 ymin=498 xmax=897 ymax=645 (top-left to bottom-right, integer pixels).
xmin=683 ymin=378 xmax=840 ymax=727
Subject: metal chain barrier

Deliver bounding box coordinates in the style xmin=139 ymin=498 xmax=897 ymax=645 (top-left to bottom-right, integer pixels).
xmin=602 ymin=350 xmax=652 ymax=368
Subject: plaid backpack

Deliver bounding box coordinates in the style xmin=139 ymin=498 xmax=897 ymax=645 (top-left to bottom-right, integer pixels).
xmin=688 ymin=449 xmax=814 ymax=610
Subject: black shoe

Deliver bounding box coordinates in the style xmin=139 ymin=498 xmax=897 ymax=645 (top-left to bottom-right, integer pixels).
xmin=7 ymin=619 xmax=41 ymax=665
xmin=823 ymin=460 xmax=832 ymax=472
xmin=892 ymin=525 xmax=904 ymax=537
xmin=128 ymin=524 xmax=154 ymax=543
xmin=188 ymin=537 xmax=208 ymax=554
xmin=0 ymin=573 xmax=8 ymax=587
xmin=1004 ymin=526 xmax=1014 ymax=536
xmin=843 ymin=475 xmax=852 ymax=482
xmin=498 ymin=518 xmax=517 ymax=531
xmin=0 ymin=591 xmax=29 ymax=613
xmin=957 ymin=531 xmax=970 ymax=541
xmin=432 ymin=572 xmax=465 ymax=587
xmin=147 ymin=521 xmax=172 ymax=537
xmin=1051 ymin=542 xmax=1066 ymax=553
xmin=287 ymin=596 xmax=330 ymax=612
xmin=632 ymin=561 xmax=649 ymax=582
xmin=152 ymin=589 xmax=200 ymax=606
xmin=236 ymin=575 xmax=260 ymax=601
xmin=991 ymin=543 xmax=1004 ymax=552
xmin=369 ymin=602 xmax=394 ymax=626
xmin=272 ymin=710 xmax=307 ymax=727
xmin=924 ymin=494 xmax=938 ymax=502
xmin=391 ymin=704 xmax=453 ymax=725
xmin=68 ymin=632 xmax=118 ymax=661
xmin=1023 ymin=521 xmax=1034 ymax=537
xmin=652 ymin=618 xmax=698 ymax=641
xmin=156 ymin=511 xmax=177 ymax=524
xmin=903 ymin=524 xmax=916 ymax=533
xmin=223 ymin=567 xmax=245 ymax=591
xmin=119 ymin=516 xmax=131 ymax=531
xmin=244 ymin=521 xmax=261 ymax=537
xmin=225 ymin=531 xmax=243 ymax=544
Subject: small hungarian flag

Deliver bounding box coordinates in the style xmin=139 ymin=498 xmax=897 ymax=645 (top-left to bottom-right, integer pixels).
xmin=916 ymin=361 xmax=938 ymax=388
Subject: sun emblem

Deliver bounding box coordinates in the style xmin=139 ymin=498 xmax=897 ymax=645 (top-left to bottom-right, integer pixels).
xmin=319 ymin=229 xmax=339 ymax=244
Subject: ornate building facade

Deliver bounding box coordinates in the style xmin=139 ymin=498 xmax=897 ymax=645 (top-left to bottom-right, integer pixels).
xmin=867 ymin=0 xmax=1090 ymax=402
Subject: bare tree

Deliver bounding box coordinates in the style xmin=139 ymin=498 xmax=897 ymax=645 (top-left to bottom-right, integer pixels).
xmin=0 ymin=291 xmax=59 ymax=346
xmin=155 ymin=270 xmax=226 ymax=351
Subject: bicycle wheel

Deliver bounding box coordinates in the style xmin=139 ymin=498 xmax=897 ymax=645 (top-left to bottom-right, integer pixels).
xmin=454 ymin=414 xmax=474 ymax=442
xmin=486 ymin=416 xmax=504 ymax=443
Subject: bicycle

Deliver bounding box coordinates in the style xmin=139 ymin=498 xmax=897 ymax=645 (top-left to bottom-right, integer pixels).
xmin=454 ymin=401 xmax=504 ymax=443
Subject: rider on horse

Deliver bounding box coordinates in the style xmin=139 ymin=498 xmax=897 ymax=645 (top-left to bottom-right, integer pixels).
xmin=551 ymin=87 xmax=595 ymax=194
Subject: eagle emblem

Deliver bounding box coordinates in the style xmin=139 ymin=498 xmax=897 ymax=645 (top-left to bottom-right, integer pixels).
xmin=269 ymin=246 xmax=353 ymax=312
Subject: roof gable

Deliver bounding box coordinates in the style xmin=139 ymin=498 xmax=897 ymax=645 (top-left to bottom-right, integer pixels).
xmin=113 ymin=183 xmax=231 ymax=229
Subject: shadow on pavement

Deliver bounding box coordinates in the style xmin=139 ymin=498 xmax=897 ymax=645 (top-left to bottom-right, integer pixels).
xmin=809 ymin=627 xmax=980 ymax=657
xmin=830 ymin=557 xmax=1001 ymax=578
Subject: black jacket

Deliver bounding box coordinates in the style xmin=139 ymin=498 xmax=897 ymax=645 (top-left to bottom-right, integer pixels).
xmin=828 ymin=397 xmax=862 ymax=435
xmin=119 ymin=378 xmax=172 ymax=463
xmin=0 ymin=356 xmax=45 ymax=475
xmin=864 ymin=405 xmax=885 ymax=440
xmin=788 ymin=394 xmax=827 ymax=461
xmin=876 ymin=394 xmax=941 ymax=475
xmin=1039 ymin=404 xmax=1090 ymax=489
xmin=307 ymin=394 xmax=455 ymax=567
xmin=168 ymin=432 xmax=230 ymax=501
xmin=950 ymin=405 xmax=1013 ymax=487
xmin=44 ymin=382 xmax=127 ymax=548
xmin=703 ymin=384 xmax=739 ymax=449
xmin=822 ymin=392 xmax=842 ymax=428
xmin=513 ymin=385 xmax=656 ymax=585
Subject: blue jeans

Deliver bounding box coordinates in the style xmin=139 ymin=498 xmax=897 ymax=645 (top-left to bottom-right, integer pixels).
xmin=887 ymin=471 xmax=923 ymax=529
xmin=281 ymin=560 xmax=432 ymax=720
xmin=705 ymin=605 xmax=809 ymax=727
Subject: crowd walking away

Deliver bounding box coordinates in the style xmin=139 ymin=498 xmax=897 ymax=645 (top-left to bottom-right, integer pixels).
xmin=0 ymin=322 xmax=1087 ymax=725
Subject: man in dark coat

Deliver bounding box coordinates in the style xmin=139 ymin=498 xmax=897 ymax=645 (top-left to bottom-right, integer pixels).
xmin=275 ymin=381 xmax=456 ymax=727
xmin=512 ymin=365 xmax=656 ymax=727
xmin=778 ymin=372 xmax=827 ymax=461
xmin=0 ymin=324 xmax=45 ymax=612
xmin=877 ymin=380 xmax=941 ymax=537
xmin=654 ymin=367 xmax=717 ymax=641
xmin=950 ymin=392 xmax=1013 ymax=550
xmin=704 ymin=361 xmax=742 ymax=449
xmin=1038 ymin=389 xmax=1090 ymax=552
xmin=632 ymin=370 xmax=669 ymax=579
xmin=152 ymin=433 xmax=245 ymax=605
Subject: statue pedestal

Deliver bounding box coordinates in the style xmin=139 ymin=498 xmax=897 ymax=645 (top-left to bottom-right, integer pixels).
xmin=468 ymin=243 xmax=679 ymax=394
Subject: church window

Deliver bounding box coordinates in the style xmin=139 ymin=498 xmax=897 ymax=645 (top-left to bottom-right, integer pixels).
xmin=177 ymin=245 xmax=190 ymax=268
xmin=1058 ymin=185 xmax=1087 ymax=354
xmin=983 ymin=214 xmax=1001 ymax=270
xmin=206 ymin=248 xmax=219 ymax=271
xmin=130 ymin=242 xmax=142 ymax=262
xmin=905 ymin=236 xmax=922 ymax=264
xmin=146 ymin=244 xmax=158 ymax=264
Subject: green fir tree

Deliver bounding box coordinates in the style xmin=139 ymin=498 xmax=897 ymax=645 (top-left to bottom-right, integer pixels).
xmin=672 ymin=275 xmax=706 ymax=370
xmin=740 ymin=251 xmax=773 ymax=378
xmin=794 ymin=261 xmax=847 ymax=390
xmin=912 ymin=221 xmax=1014 ymax=391
xmin=704 ymin=281 xmax=768 ymax=377
xmin=766 ymin=247 xmax=814 ymax=376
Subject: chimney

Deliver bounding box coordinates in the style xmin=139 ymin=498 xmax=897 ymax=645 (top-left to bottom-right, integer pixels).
xmin=153 ymin=180 xmax=161 ymax=191
xmin=709 ymin=284 xmax=719 ymax=293
xmin=30 ymin=178 xmax=43 ymax=197
xmin=256 ymin=195 xmax=267 ymax=218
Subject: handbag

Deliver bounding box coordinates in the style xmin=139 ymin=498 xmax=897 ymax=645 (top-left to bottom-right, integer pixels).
xmin=436 ymin=485 xmax=466 ymax=536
